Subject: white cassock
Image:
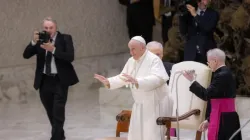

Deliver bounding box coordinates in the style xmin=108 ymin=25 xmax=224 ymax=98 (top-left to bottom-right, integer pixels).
xmin=107 ymin=50 xmax=173 ymax=140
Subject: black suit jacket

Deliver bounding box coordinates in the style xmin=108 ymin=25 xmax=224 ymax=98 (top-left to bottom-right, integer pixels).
xmin=23 ymin=32 xmax=79 ymax=90
xmin=163 ymin=62 xmax=174 ymax=84
xmin=179 ymin=8 xmax=219 ymax=62
xmin=189 ymin=66 xmax=236 ymax=121
xmin=119 ymin=0 xmax=155 ymax=27
xmin=163 ymin=62 xmax=174 ymax=76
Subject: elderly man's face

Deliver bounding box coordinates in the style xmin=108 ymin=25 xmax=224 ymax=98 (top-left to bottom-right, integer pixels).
xmin=198 ymin=0 xmax=209 ymax=9
xmin=202 ymin=0 xmax=210 ymax=5
xmin=128 ymin=40 xmax=145 ymax=60
xmin=207 ymin=56 xmax=218 ymax=72
xmin=43 ymin=20 xmax=57 ymax=38
xmin=148 ymin=47 xmax=163 ymax=59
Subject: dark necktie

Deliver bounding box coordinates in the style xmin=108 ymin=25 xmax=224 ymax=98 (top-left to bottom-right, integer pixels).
xmin=45 ymin=39 xmax=53 ymax=75
xmin=200 ymin=11 xmax=204 ymax=16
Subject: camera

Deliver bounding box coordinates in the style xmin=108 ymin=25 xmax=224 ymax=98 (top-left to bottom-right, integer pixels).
xmin=37 ymin=31 xmax=51 ymax=44
xmin=178 ymin=0 xmax=200 ymax=15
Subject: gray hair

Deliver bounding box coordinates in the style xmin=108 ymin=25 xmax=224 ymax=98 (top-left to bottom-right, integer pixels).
xmin=146 ymin=41 xmax=163 ymax=50
xmin=43 ymin=17 xmax=57 ymax=27
xmin=207 ymin=48 xmax=226 ymax=62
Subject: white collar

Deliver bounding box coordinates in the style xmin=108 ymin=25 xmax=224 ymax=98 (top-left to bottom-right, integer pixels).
xmin=197 ymin=8 xmax=206 ymax=14
xmin=52 ymin=32 xmax=58 ymax=41
xmin=135 ymin=50 xmax=147 ymax=62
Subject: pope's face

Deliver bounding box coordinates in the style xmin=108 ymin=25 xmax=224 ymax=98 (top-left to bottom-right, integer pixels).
xmin=128 ymin=40 xmax=145 ymax=60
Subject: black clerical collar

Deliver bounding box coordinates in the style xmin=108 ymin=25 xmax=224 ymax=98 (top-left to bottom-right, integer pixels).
xmin=215 ymin=65 xmax=226 ymax=72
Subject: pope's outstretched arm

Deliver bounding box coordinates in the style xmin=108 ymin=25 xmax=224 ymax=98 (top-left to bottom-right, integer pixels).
xmin=107 ymin=60 xmax=129 ymax=89
xmin=136 ymin=58 xmax=169 ymax=91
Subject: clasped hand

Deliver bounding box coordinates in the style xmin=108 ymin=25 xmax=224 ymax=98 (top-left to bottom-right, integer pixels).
xmin=40 ymin=42 xmax=55 ymax=52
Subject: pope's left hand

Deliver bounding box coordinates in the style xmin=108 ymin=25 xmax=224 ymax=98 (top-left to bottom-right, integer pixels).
xmin=186 ymin=4 xmax=197 ymax=17
xmin=121 ymin=73 xmax=138 ymax=84
xmin=182 ymin=70 xmax=195 ymax=81
xmin=40 ymin=42 xmax=55 ymax=52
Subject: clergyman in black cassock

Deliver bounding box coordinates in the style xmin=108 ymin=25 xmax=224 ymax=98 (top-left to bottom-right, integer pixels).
xmin=183 ymin=48 xmax=242 ymax=140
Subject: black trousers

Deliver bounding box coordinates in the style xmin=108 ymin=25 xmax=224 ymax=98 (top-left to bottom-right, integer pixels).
xmin=39 ymin=74 xmax=68 ymax=140
xmin=194 ymin=53 xmax=207 ymax=65
xmin=127 ymin=23 xmax=153 ymax=44
xmin=161 ymin=12 xmax=175 ymax=44
xmin=218 ymin=112 xmax=242 ymax=140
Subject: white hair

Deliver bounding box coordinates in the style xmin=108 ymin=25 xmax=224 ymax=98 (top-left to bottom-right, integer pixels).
xmin=207 ymin=48 xmax=226 ymax=62
xmin=146 ymin=41 xmax=163 ymax=50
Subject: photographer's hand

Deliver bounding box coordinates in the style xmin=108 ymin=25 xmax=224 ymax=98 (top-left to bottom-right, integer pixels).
xmin=186 ymin=4 xmax=197 ymax=17
xmin=41 ymin=42 xmax=55 ymax=53
xmin=32 ymin=31 xmax=39 ymax=44
xmin=31 ymin=31 xmax=39 ymax=46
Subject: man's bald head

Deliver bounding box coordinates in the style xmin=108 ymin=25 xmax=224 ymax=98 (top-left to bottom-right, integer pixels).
xmin=146 ymin=41 xmax=164 ymax=59
xmin=128 ymin=36 xmax=146 ymax=60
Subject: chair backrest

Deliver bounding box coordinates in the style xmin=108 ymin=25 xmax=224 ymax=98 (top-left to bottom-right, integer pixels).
xmin=168 ymin=61 xmax=212 ymax=130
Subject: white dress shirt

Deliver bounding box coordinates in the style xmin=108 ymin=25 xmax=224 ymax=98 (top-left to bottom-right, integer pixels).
xmin=196 ymin=8 xmax=206 ymax=16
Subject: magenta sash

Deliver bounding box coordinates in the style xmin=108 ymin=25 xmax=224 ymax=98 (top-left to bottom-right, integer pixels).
xmin=170 ymin=128 xmax=176 ymax=136
xmin=208 ymin=98 xmax=236 ymax=140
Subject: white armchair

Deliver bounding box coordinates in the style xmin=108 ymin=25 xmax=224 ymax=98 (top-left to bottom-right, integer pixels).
xmin=157 ymin=61 xmax=212 ymax=140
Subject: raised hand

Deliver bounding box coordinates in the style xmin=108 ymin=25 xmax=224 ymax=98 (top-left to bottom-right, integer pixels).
xmin=121 ymin=73 xmax=138 ymax=84
xmin=94 ymin=74 xmax=110 ymax=87
xmin=182 ymin=70 xmax=195 ymax=82
xmin=186 ymin=4 xmax=197 ymax=17
xmin=33 ymin=31 xmax=39 ymax=43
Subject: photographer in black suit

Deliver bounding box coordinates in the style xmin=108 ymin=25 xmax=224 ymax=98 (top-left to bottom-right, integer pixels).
xmin=179 ymin=0 xmax=219 ymax=64
xmin=23 ymin=17 xmax=79 ymax=140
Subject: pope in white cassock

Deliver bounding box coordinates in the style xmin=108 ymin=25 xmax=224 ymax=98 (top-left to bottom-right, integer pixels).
xmin=94 ymin=36 xmax=173 ymax=140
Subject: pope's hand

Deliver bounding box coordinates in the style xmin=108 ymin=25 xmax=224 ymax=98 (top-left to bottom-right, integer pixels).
xmin=121 ymin=73 xmax=138 ymax=84
xmin=198 ymin=120 xmax=209 ymax=132
xmin=182 ymin=70 xmax=195 ymax=81
xmin=94 ymin=74 xmax=110 ymax=87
